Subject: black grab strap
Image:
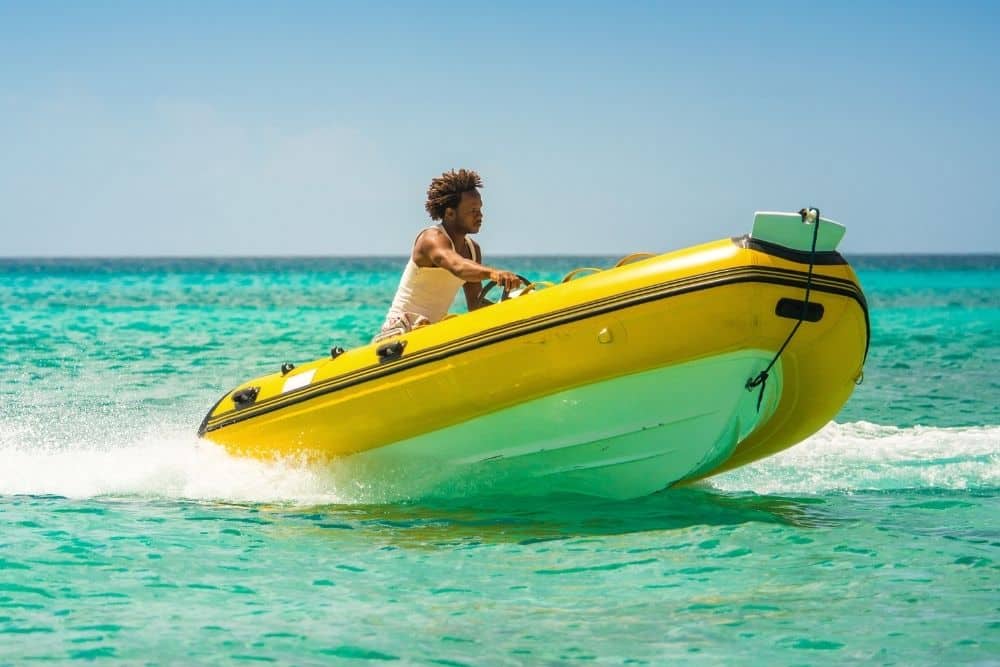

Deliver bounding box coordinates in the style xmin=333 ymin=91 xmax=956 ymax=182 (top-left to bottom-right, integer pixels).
xmin=745 ymin=207 xmax=822 ymax=412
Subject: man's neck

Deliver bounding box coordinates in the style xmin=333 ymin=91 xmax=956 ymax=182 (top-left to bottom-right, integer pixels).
xmin=440 ymin=221 xmax=466 ymax=246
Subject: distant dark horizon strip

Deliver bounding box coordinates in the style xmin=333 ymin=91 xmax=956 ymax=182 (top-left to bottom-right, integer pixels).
xmin=1 ymin=253 xmax=998 ymax=263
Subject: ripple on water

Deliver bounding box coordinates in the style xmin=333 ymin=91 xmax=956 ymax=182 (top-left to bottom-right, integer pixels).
xmin=0 ymin=257 xmax=997 ymax=664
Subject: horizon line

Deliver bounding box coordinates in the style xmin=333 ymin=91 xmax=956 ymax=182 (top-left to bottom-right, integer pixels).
xmin=0 ymin=252 xmax=998 ymax=261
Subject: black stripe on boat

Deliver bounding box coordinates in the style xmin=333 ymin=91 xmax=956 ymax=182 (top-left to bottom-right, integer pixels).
xmin=732 ymin=235 xmax=850 ymax=265
xmin=205 ymin=266 xmax=863 ymax=428
xmin=201 ymin=266 xmax=869 ymax=434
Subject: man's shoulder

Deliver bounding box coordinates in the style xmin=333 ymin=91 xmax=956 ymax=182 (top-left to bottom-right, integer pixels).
xmin=412 ymin=226 xmax=452 ymax=266
xmin=415 ymin=226 xmax=449 ymax=248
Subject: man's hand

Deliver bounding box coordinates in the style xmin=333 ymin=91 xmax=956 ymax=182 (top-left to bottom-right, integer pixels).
xmin=489 ymin=270 xmax=523 ymax=291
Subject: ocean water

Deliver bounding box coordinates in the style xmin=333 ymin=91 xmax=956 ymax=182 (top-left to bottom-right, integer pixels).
xmin=0 ymin=254 xmax=997 ymax=665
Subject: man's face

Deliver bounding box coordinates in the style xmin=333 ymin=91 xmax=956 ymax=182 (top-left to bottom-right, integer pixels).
xmin=447 ymin=191 xmax=483 ymax=234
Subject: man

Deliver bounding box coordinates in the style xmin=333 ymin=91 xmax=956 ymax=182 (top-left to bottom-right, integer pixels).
xmin=374 ymin=169 xmax=522 ymax=342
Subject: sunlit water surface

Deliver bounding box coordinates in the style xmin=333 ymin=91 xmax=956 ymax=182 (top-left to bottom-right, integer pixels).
xmin=1 ymin=255 xmax=997 ymax=664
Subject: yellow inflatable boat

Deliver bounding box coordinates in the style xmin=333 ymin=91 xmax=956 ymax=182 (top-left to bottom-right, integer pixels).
xmin=199 ymin=209 xmax=868 ymax=499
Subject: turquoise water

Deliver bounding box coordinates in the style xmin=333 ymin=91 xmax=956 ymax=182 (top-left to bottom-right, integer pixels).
xmin=1 ymin=255 xmax=997 ymax=664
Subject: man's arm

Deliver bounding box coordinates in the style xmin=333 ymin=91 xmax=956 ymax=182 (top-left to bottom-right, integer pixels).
xmin=416 ymin=230 xmax=521 ymax=292
xmin=462 ymin=240 xmax=490 ymax=310
xmin=462 ymin=280 xmax=490 ymax=311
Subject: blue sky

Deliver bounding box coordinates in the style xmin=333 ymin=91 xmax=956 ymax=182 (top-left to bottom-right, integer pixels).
xmin=1 ymin=1 xmax=997 ymax=256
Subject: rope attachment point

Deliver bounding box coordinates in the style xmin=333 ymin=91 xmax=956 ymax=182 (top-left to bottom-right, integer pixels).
xmin=745 ymin=207 xmax=822 ymax=412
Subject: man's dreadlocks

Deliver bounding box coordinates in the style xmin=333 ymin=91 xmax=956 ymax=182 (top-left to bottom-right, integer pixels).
xmin=425 ymin=169 xmax=482 ymax=220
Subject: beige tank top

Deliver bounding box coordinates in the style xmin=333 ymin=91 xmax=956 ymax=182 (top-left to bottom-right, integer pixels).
xmin=384 ymin=226 xmax=477 ymax=325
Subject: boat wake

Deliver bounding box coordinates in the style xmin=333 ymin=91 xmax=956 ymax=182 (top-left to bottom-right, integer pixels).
xmin=0 ymin=420 xmax=996 ymax=503
xmin=709 ymin=421 xmax=1000 ymax=495
xmin=0 ymin=420 xmax=346 ymax=505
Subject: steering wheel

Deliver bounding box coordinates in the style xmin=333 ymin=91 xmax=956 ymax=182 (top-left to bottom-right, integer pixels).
xmin=476 ymin=273 xmax=533 ymax=304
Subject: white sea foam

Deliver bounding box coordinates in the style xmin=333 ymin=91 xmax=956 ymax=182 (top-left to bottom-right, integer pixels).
xmin=710 ymin=421 xmax=1000 ymax=495
xmin=0 ymin=422 xmax=346 ymax=504
xmin=0 ymin=420 xmax=997 ymax=502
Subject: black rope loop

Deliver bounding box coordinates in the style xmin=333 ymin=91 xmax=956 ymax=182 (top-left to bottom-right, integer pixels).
xmin=745 ymin=207 xmax=821 ymax=412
